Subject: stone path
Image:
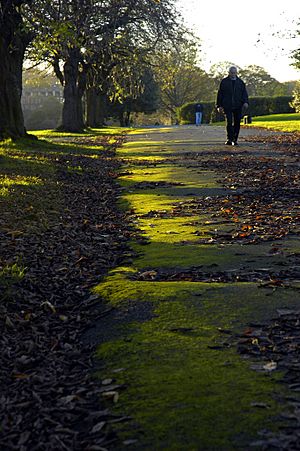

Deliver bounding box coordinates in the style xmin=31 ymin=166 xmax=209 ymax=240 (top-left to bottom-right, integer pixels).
xmin=93 ymin=125 xmax=300 ymax=450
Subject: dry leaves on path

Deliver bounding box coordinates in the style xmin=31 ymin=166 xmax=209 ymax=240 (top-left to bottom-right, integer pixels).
xmin=237 ymin=309 xmax=300 ymax=449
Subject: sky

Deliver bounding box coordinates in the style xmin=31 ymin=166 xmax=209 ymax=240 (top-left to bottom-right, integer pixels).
xmin=176 ymin=0 xmax=300 ymax=81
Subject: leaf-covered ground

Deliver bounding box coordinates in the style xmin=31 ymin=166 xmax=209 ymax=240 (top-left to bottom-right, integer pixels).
xmin=0 ymin=130 xmax=135 ymax=450
xmin=1 ymin=125 xmax=300 ymax=450
xmin=93 ymin=125 xmax=300 ymax=449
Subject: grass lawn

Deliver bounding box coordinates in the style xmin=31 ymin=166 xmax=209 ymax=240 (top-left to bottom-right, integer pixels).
xmin=247 ymin=113 xmax=300 ymax=133
xmin=31 ymin=126 xmax=127 ymax=138
xmin=211 ymin=113 xmax=300 ymax=133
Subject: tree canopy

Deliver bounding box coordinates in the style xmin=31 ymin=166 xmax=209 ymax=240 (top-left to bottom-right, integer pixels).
xmin=0 ymin=0 xmax=186 ymax=138
xmin=1 ymin=3 xmax=299 ymax=139
xmin=24 ymin=0 xmax=184 ymax=131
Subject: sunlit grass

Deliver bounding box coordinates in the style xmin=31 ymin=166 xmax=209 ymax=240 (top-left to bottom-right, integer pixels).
xmin=31 ymin=126 xmax=128 ymax=138
xmin=0 ymin=259 xmax=27 ymax=301
xmin=0 ymin=126 xmax=126 ymax=233
xmin=23 ymin=127 xmax=127 ymax=155
xmin=0 ymin=174 xmax=42 ymax=188
xmin=122 ymin=140 xmax=165 ymax=148
xmin=0 ymin=137 xmax=64 ymax=232
xmin=252 ymin=113 xmax=300 ymax=122
xmin=212 ymin=113 xmax=300 ymax=133
xmin=0 ymin=187 xmax=9 ymax=196
xmin=129 ymin=127 xmax=175 ymax=135
xmin=247 ymin=113 xmax=300 ymax=133
xmin=0 ymin=261 xmax=26 ymax=281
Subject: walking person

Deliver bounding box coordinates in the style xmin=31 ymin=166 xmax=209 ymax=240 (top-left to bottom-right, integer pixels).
xmin=216 ymin=66 xmax=249 ymax=146
xmin=195 ymin=103 xmax=203 ymax=126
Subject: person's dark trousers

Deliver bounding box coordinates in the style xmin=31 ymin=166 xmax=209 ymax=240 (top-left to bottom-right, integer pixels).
xmin=225 ymin=109 xmax=242 ymax=142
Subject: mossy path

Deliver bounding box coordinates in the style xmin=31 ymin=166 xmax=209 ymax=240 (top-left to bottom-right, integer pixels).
xmin=94 ymin=125 xmax=299 ymax=450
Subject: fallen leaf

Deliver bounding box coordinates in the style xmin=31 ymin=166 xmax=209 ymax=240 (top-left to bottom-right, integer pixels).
xmin=263 ymin=361 xmax=277 ymax=371
xmin=91 ymin=422 xmax=106 ymax=433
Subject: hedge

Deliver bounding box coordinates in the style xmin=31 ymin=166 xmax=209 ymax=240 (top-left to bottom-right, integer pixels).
xmin=177 ymin=102 xmax=215 ymax=124
xmin=178 ymin=96 xmax=295 ymax=124
xmin=247 ymin=96 xmax=294 ymax=117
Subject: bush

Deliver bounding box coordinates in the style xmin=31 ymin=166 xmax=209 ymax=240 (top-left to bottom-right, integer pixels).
xmin=178 ymin=96 xmax=295 ymax=124
xmin=290 ymin=82 xmax=300 ymax=113
xmin=177 ymin=102 xmax=215 ymax=124
xmin=248 ymin=96 xmax=294 ymax=117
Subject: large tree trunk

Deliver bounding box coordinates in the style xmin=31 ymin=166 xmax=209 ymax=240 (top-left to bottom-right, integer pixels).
xmin=86 ymin=88 xmax=107 ymax=128
xmin=60 ymin=49 xmax=86 ymax=132
xmin=119 ymin=110 xmax=131 ymax=127
xmin=0 ymin=2 xmax=29 ymax=140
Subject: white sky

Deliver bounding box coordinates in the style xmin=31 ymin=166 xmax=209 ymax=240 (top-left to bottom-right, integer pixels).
xmin=176 ymin=0 xmax=300 ymax=81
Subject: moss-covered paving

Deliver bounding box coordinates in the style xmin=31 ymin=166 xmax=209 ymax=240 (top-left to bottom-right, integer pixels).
xmin=94 ymin=125 xmax=299 ymax=449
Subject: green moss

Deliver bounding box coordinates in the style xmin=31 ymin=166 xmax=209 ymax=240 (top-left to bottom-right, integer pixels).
xmin=96 ymin=276 xmax=295 ymax=449
xmin=119 ymin=166 xmax=219 ymax=189
xmin=132 ymin=240 xmax=291 ymax=270
xmin=93 ymin=130 xmax=297 ymax=448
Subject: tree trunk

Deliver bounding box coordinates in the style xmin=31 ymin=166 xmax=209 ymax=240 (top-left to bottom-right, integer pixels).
xmin=60 ymin=49 xmax=86 ymax=132
xmin=86 ymin=88 xmax=107 ymax=128
xmin=119 ymin=108 xmax=132 ymax=127
xmin=0 ymin=3 xmax=29 ymax=140
xmin=119 ymin=111 xmax=125 ymax=127
xmin=124 ymin=111 xmax=131 ymax=127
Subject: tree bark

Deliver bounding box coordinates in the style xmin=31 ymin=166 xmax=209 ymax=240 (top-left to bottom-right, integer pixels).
xmin=118 ymin=110 xmax=131 ymax=127
xmin=60 ymin=49 xmax=86 ymax=132
xmin=86 ymin=88 xmax=107 ymax=128
xmin=119 ymin=111 xmax=125 ymax=127
xmin=0 ymin=2 xmax=30 ymax=140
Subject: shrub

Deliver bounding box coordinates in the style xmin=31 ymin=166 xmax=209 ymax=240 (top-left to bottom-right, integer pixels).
xmin=177 ymin=102 xmax=215 ymax=124
xmin=290 ymin=82 xmax=300 ymax=113
xmin=178 ymin=96 xmax=295 ymax=124
xmin=248 ymin=96 xmax=294 ymax=117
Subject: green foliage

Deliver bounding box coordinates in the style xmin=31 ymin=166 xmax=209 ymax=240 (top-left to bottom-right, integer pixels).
xmin=152 ymin=40 xmax=215 ymax=122
xmin=248 ymin=96 xmax=294 ymax=116
xmin=239 ymin=65 xmax=285 ymax=96
xmin=291 ymin=27 xmax=300 ymax=71
xmin=177 ymin=63 xmax=296 ymax=126
xmin=179 ymin=96 xmax=295 ymax=124
xmin=23 ymin=68 xmax=60 ymax=88
xmin=290 ymin=81 xmax=300 ymax=113
xmin=177 ymin=101 xmax=215 ymax=124
xmin=106 ymin=68 xmax=160 ymax=126
xmin=208 ymin=61 xmax=240 ymax=87
xmin=208 ymin=62 xmax=296 ymax=97
xmin=25 ymin=0 xmax=185 ymax=104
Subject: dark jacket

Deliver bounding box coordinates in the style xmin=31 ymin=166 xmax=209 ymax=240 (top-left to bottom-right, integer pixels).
xmin=195 ymin=103 xmax=203 ymax=113
xmin=216 ymin=76 xmax=248 ymax=111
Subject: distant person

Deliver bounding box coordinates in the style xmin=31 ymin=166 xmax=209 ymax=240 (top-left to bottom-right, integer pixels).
xmin=195 ymin=103 xmax=203 ymax=126
xmin=216 ymin=66 xmax=249 ymax=146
